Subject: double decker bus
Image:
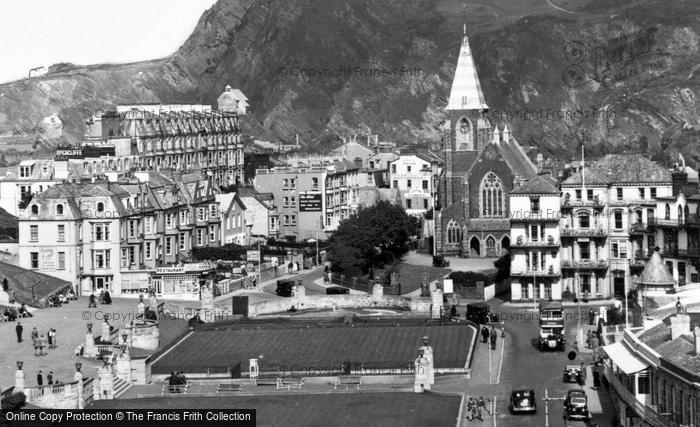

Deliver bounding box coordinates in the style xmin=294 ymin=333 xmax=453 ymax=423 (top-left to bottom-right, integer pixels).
xmin=538 ymin=301 xmax=565 ymax=351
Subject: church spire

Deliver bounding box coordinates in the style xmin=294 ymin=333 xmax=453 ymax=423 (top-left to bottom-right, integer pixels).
xmin=463 ymin=3 xmax=467 ymax=37
xmin=446 ymin=5 xmax=489 ymax=112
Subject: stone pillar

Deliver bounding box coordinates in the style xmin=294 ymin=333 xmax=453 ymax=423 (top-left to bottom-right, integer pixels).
xmin=293 ymin=284 xmax=305 ymax=298
xmin=413 ymin=350 xmax=431 ymax=392
xmin=149 ymin=292 xmax=159 ymax=320
xmin=85 ymin=323 xmax=96 ymax=357
xmin=116 ymin=347 xmax=132 ymax=383
xmin=418 ymin=336 xmax=435 ymax=385
xmin=74 ymin=366 xmax=84 ymax=410
xmin=137 ymin=295 xmax=145 ymax=322
xmin=372 ymin=284 xmax=383 ymax=303
xmin=98 ymin=365 xmax=114 ymax=400
xmin=249 ymin=359 xmax=259 ymax=384
xmin=201 ymin=285 xmax=214 ymax=311
xmin=431 ymin=288 xmax=443 ymax=320
xmin=15 ymin=363 xmax=25 ymax=391
xmin=101 ymin=320 xmax=111 ymax=343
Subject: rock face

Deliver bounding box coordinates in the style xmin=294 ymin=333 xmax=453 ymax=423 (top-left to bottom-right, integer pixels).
xmin=0 ymin=0 xmax=699 ymax=164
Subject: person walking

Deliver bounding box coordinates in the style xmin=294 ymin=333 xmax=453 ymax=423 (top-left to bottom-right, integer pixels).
xmin=490 ymin=327 xmax=497 ymax=350
xmin=467 ymin=398 xmax=475 ymax=421
xmin=37 ymin=370 xmax=43 ymax=386
xmin=478 ymin=396 xmax=489 ymax=415
xmin=51 ymin=329 xmax=57 ymax=348
xmin=481 ymin=326 xmax=489 ymax=343
xmin=88 ymin=293 xmax=97 ymax=308
xmin=47 ymin=329 xmax=53 ymax=349
xmin=15 ymin=321 xmax=23 ymax=343
xmin=47 ymin=371 xmax=54 ymax=385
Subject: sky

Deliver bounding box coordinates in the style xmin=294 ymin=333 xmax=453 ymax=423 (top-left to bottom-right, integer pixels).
xmin=0 ymin=0 xmax=218 ymax=84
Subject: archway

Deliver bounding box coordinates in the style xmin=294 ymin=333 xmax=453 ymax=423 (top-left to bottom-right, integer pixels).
xmin=501 ymin=236 xmax=510 ymax=255
xmin=470 ymin=237 xmax=481 ymax=257
xmin=486 ymin=236 xmax=496 ymax=257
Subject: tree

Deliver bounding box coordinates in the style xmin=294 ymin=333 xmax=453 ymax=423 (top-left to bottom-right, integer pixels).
xmin=493 ymin=253 xmax=511 ymax=283
xmin=326 ymin=201 xmax=416 ymax=276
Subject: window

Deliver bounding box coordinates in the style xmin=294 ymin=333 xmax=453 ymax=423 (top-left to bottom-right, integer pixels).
xmin=30 ymin=225 xmax=38 ymax=241
xmin=283 ymin=178 xmax=288 ymax=188
xmin=391 ymin=164 xmax=396 ymax=173
xmin=145 ymin=217 xmax=153 ymax=234
xmin=291 ymin=197 xmax=296 ymax=208
xmin=639 ymin=188 xmax=645 ymax=199
xmin=530 ymin=225 xmax=539 ymax=241
xmin=97 ymin=202 xmax=104 ymax=212
xmin=616 ymin=188 xmax=623 ymax=200
xmin=446 ymin=220 xmax=462 ymax=244
xmin=422 ymin=180 xmax=429 ymax=190
xmin=30 ymin=252 xmax=38 ymax=269
xmin=209 ymin=225 xmax=216 ymax=241
xmin=666 ymin=261 xmax=673 ymax=275
xmin=58 ymin=252 xmax=65 ymax=270
xmin=530 ymin=197 xmax=540 ymax=214
xmin=614 ymin=211 xmax=623 ymax=229
xmin=407 ymin=165 xmax=412 ymax=173
xmin=312 ymin=177 xmax=319 ymax=190
xmin=92 ymin=250 xmax=110 ymax=269
xmin=196 ymin=229 xmax=204 ymax=246
xmin=544 ymin=283 xmax=552 ymax=299
xmin=407 ymin=180 xmax=412 ymax=188
xmin=579 ymin=214 xmax=590 ymax=228
xmin=129 ymin=220 xmax=137 ymax=238
xmin=56 ymin=204 xmax=64 ymax=215
xmin=197 ymin=208 xmax=206 ymax=222
xmin=587 ymin=189 xmax=593 ymax=200
xmin=270 ymin=217 xmax=278 ymax=232
xmin=283 ymin=197 xmax=289 ymax=208
xmin=423 ymin=199 xmax=429 ymax=209
xmin=179 ymin=232 xmax=186 ymax=251
xmin=166 ymin=213 xmax=174 ymax=229
xmin=57 ymin=225 xmax=65 ymax=242
xmin=665 ymin=204 xmax=671 ymax=220
xmin=579 ymin=242 xmax=590 ymax=260
xmin=650 ymin=187 xmax=657 ymax=198
xmin=480 ymin=172 xmax=504 ymax=217
xmin=407 ymin=200 xmax=412 ymax=209
xmin=209 ymin=204 xmax=217 ymax=219
xmin=611 ymin=241 xmax=628 ymax=258
xmin=393 ymin=180 xmax=398 ymax=188
xmin=290 ymin=178 xmax=296 ymax=189
xmin=575 ymin=189 xmax=582 ymax=200
xmin=581 ymin=274 xmax=591 ymax=293
xmin=145 ymin=242 xmax=152 ymax=260
xmin=166 ymin=237 xmax=173 ymax=255
xmin=638 ymin=372 xmax=650 ymax=394
xmin=31 ymin=205 xmax=38 ymax=215
xmin=92 ymin=223 xmax=110 ymax=241
xmin=291 ymin=215 xmax=297 ymax=225
xmin=128 ymin=247 xmax=135 ymax=265
xmin=179 ymin=210 xmax=188 ymax=225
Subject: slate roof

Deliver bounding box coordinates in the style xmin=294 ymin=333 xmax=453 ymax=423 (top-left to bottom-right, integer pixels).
xmin=511 ymin=175 xmax=560 ymax=195
xmin=0 ymin=261 xmax=70 ymax=307
xmin=637 ymin=321 xmax=671 ymax=349
xmin=449 ymin=151 xmax=480 ymax=175
xmin=654 ymin=335 xmax=700 ymax=374
xmin=562 ymin=154 xmax=672 ymax=185
xmin=638 ymin=250 xmax=676 ymax=285
xmin=496 ymin=139 xmax=538 ymax=179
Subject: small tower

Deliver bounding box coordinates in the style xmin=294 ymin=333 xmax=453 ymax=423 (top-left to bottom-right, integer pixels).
xmin=492 ymin=127 xmax=501 ymax=145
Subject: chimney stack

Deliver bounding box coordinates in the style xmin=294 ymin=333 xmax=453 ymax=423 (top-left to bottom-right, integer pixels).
xmin=694 ymin=326 xmax=700 ymax=355
xmin=670 ymin=311 xmax=691 ymax=340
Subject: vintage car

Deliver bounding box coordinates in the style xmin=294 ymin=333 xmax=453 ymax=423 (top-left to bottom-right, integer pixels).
xmin=432 ymin=255 xmax=450 ymax=267
xmin=466 ymin=303 xmax=496 ymax=325
xmin=563 ymin=365 xmax=585 ymax=384
xmin=510 ymin=389 xmax=537 ymax=414
xmin=563 ymin=389 xmax=590 ymax=421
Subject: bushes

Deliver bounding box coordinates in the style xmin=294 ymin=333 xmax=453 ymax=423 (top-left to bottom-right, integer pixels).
xmin=447 ymin=271 xmax=494 ymax=288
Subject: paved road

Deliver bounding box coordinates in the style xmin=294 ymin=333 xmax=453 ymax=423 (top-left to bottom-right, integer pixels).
xmin=480 ymin=300 xmax=616 ymax=427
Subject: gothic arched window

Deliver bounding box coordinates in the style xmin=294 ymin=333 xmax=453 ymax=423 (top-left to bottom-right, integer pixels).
xmin=480 ymin=172 xmax=504 ymax=218
xmin=486 ymin=236 xmax=495 ymax=249
xmin=665 ymin=203 xmax=671 ymax=220
xmin=455 ymin=117 xmax=473 ymax=150
xmin=446 ymin=220 xmax=461 ymax=244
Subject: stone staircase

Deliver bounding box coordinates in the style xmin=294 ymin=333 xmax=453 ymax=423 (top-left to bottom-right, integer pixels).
xmin=113 ymin=375 xmax=132 ymax=398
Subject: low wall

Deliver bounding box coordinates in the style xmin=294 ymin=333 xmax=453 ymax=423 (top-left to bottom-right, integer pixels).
xmin=248 ymin=294 xmax=420 ymax=317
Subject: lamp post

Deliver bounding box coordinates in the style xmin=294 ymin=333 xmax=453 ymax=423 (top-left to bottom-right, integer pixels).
xmin=75 ymin=362 xmax=84 ymax=410
xmin=121 ymin=333 xmax=128 ymax=348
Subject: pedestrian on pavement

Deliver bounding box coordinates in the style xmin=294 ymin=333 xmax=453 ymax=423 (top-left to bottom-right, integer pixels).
xmin=15 ymin=321 xmax=23 ymax=343
xmin=47 ymin=329 xmax=53 ymax=348
xmin=47 ymin=371 xmax=53 ymax=385
xmin=50 ymin=329 xmax=57 ymax=348
xmin=467 ymin=398 xmax=475 ymax=421
xmin=501 ymin=326 xmax=505 ymax=339
xmin=252 ymin=276 xmax=257 ymax=288
xmin=88 ymin=293 xmax=97 ymax=308
xmin=478 ymin=396 xmax=489 ymax=415
xmin=490 ymin=327 xmax=497 ymax=350
xmin=37 ymin=370 xmax=43 ymax=386
xmin=481 ymin=326 xmax=489 ymax=343
xmin=39 ymin=334 xmax=46 ymax=356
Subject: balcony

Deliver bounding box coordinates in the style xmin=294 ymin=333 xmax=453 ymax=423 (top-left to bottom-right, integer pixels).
xmin=629 ymin=223 xmax=650 ymax=234
xmin=510 ymin=211 xmax=560 ymax=222
xmin=510 ymin=267 xmax=561 ymax=278
xmin=560 ymin=228 xmax=608 ymax=238
xmin=511 ymin=236 xmax=559 ymax=249
xmin=561 ymin=259 xmax=609 ymax=270
xmin=561 ymin=197 xmax=605 ymax=210
xmin=648 ymin=217 xmax=683 ymax=228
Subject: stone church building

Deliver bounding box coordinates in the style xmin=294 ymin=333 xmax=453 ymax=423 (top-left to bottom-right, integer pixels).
xmin=435 ymin=26 xmax=538 ymax=257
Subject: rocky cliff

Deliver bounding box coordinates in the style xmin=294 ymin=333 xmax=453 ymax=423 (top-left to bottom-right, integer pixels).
xmin=0 ymin=0 xmax=698 ymax=165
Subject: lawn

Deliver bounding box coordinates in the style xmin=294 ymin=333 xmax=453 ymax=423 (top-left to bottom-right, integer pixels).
xmin=90 ymin=393 xmax=461 ymax=427
xmin=395 ymin=263 xmax=450 ymax=294
xmin=152 ymin=323 xmax=473 ymax=374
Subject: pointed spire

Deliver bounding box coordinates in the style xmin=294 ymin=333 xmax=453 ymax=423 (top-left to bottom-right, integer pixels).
xmin=463 ymin=2 xmax=467 ymax=37
xmin=492 ymin=127 xmax=501 ymax=145
xmin=446 ymin=13 xmax=489 ymax=112
xmin=502 ymin=124 xmax=510 ymax=143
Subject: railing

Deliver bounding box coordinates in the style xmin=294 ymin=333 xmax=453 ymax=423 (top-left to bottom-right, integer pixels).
xmin=649 ymin=217 xmax=683 ymax=228
xmin=561 ymin=260 xmax=609 ymax=269
xmin=560 ymin=228 xmax=608 ymax=237
xmin=603 ymin=365 xmax=677 ymax=427
xmin=629 ymin=223 xmax=649 ymax=234
xmin=511 ymin=238 xmax=559 ymax=248
xmin=510 ymin=269 xmax=561 ymax=277
xmin=561 ymin=199 xmax=605 ymax=209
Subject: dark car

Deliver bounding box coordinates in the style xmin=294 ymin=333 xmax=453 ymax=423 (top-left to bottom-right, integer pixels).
xmin=510 ymin=389 xmax=536 ymax=414
xmin=563 ymin=389 xmax=589 ymax=421
xmin=276 ymin=280 xmax=298 ymax=297
xmin=466 ymin=303 xmax=494 ymax=325
xmin=326 ymin=286 xmax=349 ymax=295
xmin=563 ymin=365 xmax=584 ymax=384
xmin=432 ymin=255 xmax=450 ymax=267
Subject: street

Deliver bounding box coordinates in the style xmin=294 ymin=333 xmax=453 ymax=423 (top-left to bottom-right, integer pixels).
xmin=473 ymin=300 xmax=616 ymax=427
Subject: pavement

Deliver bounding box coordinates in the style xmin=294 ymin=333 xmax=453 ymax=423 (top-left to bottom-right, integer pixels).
xmin=402 ymin=251 xmax=499 ymax=272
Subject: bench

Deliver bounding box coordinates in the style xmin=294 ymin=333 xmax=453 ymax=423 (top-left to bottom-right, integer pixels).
xmin=255 ymin=377 xmax=280 ymax=387
xmin=335 ymin=375 xmax=361 ymax=390
xmin=162 ymin=384 xmax=190 ymax=394
xmin=277 ymin=376 xmax=304 ymax=391
xmin=217 ymin=383 xmax=242 ymax=393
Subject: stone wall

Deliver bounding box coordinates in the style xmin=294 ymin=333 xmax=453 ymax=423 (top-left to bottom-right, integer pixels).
xmin=248 ymin=294 xmax=424 ymax=317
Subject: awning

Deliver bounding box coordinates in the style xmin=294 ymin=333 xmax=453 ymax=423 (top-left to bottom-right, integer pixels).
xmin=602 ymin=342 xmax=650 ymax=374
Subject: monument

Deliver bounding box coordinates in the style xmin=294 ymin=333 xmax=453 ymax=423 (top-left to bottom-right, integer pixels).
xmin=430 ymin=285 xmax=443 ymax=320
xmin=101 ymin=315 xmax=112 ymax=343
xmin=418 ymin=336 xmax=435 ymax=385
xmin=413 ymin=349 xmax=431 ymax=392
xmin=84 ymin=323 xmax=97 ymax=357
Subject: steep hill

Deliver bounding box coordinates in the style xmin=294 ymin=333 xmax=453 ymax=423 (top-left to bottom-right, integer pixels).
xmin=0 ymin=0 xmax=698 ymax=165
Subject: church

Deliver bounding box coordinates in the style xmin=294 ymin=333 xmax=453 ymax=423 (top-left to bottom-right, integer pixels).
xmin=434 ymin=25 xmax=539 ymax=258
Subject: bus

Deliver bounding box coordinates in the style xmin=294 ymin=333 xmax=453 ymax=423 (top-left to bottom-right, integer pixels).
xmin=538 ymin=301 xmax=565 ymax=351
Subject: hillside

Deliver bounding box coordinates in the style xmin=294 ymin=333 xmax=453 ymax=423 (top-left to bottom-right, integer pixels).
xmin=0 ymin=0 xmax=698 ymax=164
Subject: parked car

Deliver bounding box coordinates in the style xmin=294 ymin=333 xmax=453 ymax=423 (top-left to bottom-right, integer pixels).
xmin=432 ymin=255 xmax=450 ymax=267
xmin=563 ymin=389 xmax=590 ymax=421
xmin=276 ymin=279 xmax=299 ymax=297
xmin=326 ymin=286 xmax=349 ymax=295
xmin=510 ymin=389 xmax=536 ymax=414
xmin=563 ymin=365 xmax=585 ymax=384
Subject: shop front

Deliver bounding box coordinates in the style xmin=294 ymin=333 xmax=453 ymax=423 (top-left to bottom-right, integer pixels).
xmin=148 ymin=262 xmax=215 ymax=301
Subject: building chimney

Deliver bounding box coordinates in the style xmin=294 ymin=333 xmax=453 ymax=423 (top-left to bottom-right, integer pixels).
xmin=672 ymin=169 xmax=688 ymax=195
xmin=670 ymin=311 xmax=691 ymax=340
xmin=694 ymin=326 xmax=700 ymax=355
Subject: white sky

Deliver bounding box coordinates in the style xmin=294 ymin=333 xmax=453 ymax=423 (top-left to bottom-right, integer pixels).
xmin=0 ymin=0 xmax=218 ymax=84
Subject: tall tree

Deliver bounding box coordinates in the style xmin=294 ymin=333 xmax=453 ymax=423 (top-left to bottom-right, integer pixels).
xmin=326 ymin=200 xmax=417 ymax=276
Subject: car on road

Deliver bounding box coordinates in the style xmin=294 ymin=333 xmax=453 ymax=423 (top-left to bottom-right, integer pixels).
xmin=563 ymin=389 xmax=590 ymax=421
xmin=563 ymin=365 xmax=585 ymax=384
xmin=466 ymin=303 xmax=497 ymax=325
xmin=510 ymin=389 xmax=536 ymax=414
xmin=432 ymin=255 xmax=450 ymax=267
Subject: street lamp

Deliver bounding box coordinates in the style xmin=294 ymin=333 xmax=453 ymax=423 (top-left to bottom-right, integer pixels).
xmin=16 ymin=361 xmax=23 ymax=370
xmin=75 ymin=362 xmax=82 ymax=373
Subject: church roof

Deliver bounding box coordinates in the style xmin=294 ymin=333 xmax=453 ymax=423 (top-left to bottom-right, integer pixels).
xmin=511 ymin=175 xmax=560 ymax=195
xmin=496 ymin=139 xmax=537 ymax=179
xmin=637 ymin=250 xmax=676 ymax=285
xmin=445 ymin=34 xmax=489 ymax=111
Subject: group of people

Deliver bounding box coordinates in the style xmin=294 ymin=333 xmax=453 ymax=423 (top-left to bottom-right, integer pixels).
xmin=87 ymin=290 xmax=112 ymax=308
xmin=24 ymin=326 xmax=58 ymax=356
xmin=480 ymin=326 xmax=504 ymax=350
xmin=167 ymin=371 xmax=188 ymax=387
xmin=47 ymin=289 xmax=76 ymax=307
xmin=466 ymin=396 xmax=489 ymax=421
xmin=36 ymin=370 xmax=61 ymax=387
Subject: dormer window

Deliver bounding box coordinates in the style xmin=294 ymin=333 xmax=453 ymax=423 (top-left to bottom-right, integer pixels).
xmin=56 ymin=204 xmax=64 ymax=215
xmin=31 ymin=205 xmax=38 ymax=215
xmin=97 ymin=202 xmax=104 ymax=213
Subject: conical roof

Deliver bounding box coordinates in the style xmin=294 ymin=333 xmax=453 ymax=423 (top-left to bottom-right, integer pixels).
xmin=446 ymin=34 xmax=489 ymax=111
xmin=638 ymin=250 xmax=676 ymax=285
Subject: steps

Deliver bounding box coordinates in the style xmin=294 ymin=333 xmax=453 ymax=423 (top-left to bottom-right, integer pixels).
xmin=113 ymin=375 xmax=132 ymax=398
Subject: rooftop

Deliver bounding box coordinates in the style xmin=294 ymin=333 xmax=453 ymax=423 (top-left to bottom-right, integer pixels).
xmin=562 ymin=154 xmax=672 ymax=185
